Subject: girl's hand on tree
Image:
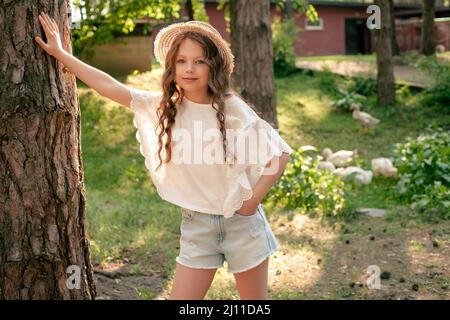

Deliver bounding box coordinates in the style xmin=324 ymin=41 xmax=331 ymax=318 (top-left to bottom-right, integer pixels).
xmin=35 ymin=12 xmax=64 ymax=58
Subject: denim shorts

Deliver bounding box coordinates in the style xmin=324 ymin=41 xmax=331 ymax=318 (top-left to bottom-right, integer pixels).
xmin=176 ymin=203 xmax=280 ymax=274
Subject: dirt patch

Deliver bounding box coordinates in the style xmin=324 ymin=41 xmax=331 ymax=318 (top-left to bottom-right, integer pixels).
xmin=92 ymin=212 xmax=449 ymax=300
xmin=95 ymin=273 xmax=165 ymax=300
xmin=93 ymin=250 xmax=171 ymax=300
xmin=269 ymin=212 xmax=450 ymax=299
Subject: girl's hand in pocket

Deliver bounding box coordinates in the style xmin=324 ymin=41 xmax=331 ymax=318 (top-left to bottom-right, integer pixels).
xmin=235 ymin=206 xmax=258 ymax=216
xmin=35 ymin=12 xmax=64 ymax=58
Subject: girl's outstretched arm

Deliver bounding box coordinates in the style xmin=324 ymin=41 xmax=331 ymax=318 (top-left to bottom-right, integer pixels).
xmin=35 ymin=12 xmax=133 ymax=108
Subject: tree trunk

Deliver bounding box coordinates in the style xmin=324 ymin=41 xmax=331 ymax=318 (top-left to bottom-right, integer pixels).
xmin=185 ymin=0 xmax=194 ymax=21
xmin=421 ymin=0 xmax=436 ymax=56
xmin=389 ymin=0 xmax=400 ymax=56
xmin=0 ymin=0 xmax=96 ymax=299
xmin=284 ymin=0 xmax=294 ymax=20
xmin=374 ymin=0 xmax=395 ymax=107
xmin=229 ymin=0 xmax=242 ymax=90
xmin=229 ymin=0 xmax=278 ymax=129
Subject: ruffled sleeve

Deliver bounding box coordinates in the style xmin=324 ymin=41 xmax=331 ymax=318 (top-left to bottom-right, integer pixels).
xmin=129 ymin=88 xmax=161 ymax=125
xmin=222 ymin=97 xmax=294 ymax=217
xmin=129 ymin=88 xmax=164 ymax=181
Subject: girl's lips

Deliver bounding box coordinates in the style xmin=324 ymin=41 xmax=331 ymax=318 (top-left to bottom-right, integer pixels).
xmin=182 ymin=77 xmax=198 ymax=81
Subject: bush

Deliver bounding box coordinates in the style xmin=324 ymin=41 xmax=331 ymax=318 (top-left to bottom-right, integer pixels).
xmin=410 ymin=183 xmax=450 ymax=221
xmin=315 ymin=68 xmax=340 ymax=97
xmin=346 ymin=76 xmax=377 ymax=97
xmin=406 ymin=53 xmax=450 ymax=113
xmin=421 ymin=72 xmax=450 ymax=114
xmin=331 ymin=88 xmax=367 ymax=112
xmin=392 ymin=128 xmax=450 ymax=219
xmin=320 ymin=73 xmax=372 ymax=112
xmin=266 ymin=147 xmax=346 ymax=218
xmin=272 ymin=17 xmax=299 ymax=77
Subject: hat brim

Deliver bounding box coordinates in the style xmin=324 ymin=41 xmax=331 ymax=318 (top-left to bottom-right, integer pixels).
xmin=154 ymin=21 xmax=235 ymax=76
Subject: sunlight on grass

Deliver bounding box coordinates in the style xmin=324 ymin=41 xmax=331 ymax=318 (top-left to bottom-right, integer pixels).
xmin=297 ymin=54 xmax=376 ymax=63
xmin=409 ymin=240 xmax=426 ymax=253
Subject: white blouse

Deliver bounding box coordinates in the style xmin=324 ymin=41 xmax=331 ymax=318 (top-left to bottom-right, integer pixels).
xmin=129 ymin=88 xmax=294 ymax=218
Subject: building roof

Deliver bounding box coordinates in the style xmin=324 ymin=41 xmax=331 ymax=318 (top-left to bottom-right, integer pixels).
xmin=204 ymin=0 xmax=420 ymax=9
xmin=307 ymin=1 xmax=416 ymax=9
xmin=394 ymin=6 xmax=450 ymax=18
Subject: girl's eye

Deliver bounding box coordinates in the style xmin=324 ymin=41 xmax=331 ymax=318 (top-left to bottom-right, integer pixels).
xmin=177 ymin=59 xmax=185 ymax=63
xmin=195 ymin=60 xmax=205 ymax=64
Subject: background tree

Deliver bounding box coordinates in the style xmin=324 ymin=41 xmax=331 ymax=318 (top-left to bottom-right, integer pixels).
xmin=283 ymin=0 xmax=294 ymax=19
xmin=389 ymin=0 xmax=400 ymax=56
xmin=273 ymin=0 xmax=312 ymax=20
xmin=181 ymin=0 xmax=209 ymax=21
xmin=0 ymin=0 xmax=96 ymax=299
xmin=229 ymin=0 xmax=278 ymax=128
xmin=185 ymin=0 xmax=195 ymax=20
xmin=71 ymin=0 xmax=182 ymax=59
xmin=374 ymin=0 xmax=395 ymax=107
xmin=421 ymin=0 xmax=436 ymax=55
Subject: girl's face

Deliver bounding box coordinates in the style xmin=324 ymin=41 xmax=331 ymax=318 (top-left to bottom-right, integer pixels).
xmin=174 ymin=38 xmax=210 ymax=96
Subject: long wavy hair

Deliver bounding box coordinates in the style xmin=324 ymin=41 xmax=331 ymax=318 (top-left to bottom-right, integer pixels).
xmin=154 ymin=31 xmax=234 ymax=171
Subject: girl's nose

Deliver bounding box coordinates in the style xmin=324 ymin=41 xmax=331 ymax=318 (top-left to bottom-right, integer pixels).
xmin=186 ymin=62 xmax=194 ymax=72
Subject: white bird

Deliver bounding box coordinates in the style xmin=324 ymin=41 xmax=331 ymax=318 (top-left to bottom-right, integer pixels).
xmin=350 ymin=103 xmax=380 ymax=134
xmin=322 ymin=148 xmax=357 ymax=168
xmin=371 ymin=157 xmax=398 ymax=178
xmin=317 ymin=161 xmax=336 ymax=172
xmin=333 ymin=166 xmax=373 ymax=185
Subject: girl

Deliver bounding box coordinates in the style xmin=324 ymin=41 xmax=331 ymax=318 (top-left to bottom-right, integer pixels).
xmin=36 ymin=12 xmax=293 ymax=300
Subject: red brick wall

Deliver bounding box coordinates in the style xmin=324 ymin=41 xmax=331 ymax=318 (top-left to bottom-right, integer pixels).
xmin=204 ymin=3 xmax=371 ymax=56
xmin=397 ymin=18 xmax=450 ymax=52
xmin=292 ymin=7 xmax=371 ymax=56
xmin=205 ymin=4 xmax=229 ymax=42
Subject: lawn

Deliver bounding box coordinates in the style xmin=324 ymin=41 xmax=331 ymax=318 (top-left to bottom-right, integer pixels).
xmin=80 ymin=65 xmax=450 ymax=300
xmin=297 ymin=54 xmax=376 ymax=63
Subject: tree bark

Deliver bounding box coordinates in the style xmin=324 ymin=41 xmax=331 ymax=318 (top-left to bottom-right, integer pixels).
xmin=389 ymin=0 xmax=400 ymax=56
xmin=0 ymin=0 xmax=96 ymax=299
xmin=229 ymin=0 xmax=242 ymax=90
xmin=229 ymin=0 xmax=278 ymax=129
xmin=421 ymin=0 xmax=436 ymax=56
xmin=185 ymin=0 xmax=194 ymax=21
xmin=374 ymin=0 xmax=395 ymax=107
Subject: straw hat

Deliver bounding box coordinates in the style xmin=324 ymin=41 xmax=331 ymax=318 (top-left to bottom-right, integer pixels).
xmin=154 ymin=20 xmax=235 ymax=76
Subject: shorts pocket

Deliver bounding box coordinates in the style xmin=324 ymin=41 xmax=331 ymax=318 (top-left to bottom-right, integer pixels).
xmin=249 ymin=211 xmax=265 ymax=238
xmin=233 ymin=207 xmax=265 ymax=238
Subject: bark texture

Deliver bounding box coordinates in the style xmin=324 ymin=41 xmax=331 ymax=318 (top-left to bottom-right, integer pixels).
xmin=0 ymin=0 xmax=96 ymax=299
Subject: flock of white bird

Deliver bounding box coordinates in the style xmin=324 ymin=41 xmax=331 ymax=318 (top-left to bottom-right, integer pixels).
xmin=313 ymin=103 xmax=397 ymax=185
xmin=317 ymin=103 xmax=397 ymax=185
xmin=317 ymin=148 xmax=398 ymax=185
xmin=292 ymin=100 xmax=398 ymax=184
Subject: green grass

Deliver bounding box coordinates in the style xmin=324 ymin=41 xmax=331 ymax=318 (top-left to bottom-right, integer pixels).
xmin=79 ymin=84 xmax=181 ymax=279
xmin=79 ymin=65 xmax=449 ymax=299
xmin=297 ymin=54 xmax=376 ymax=63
